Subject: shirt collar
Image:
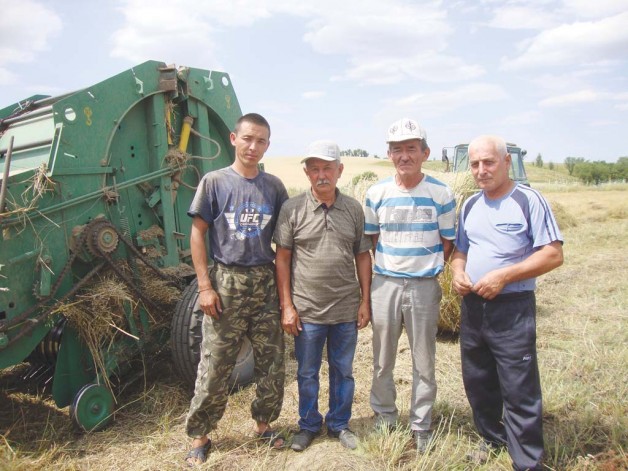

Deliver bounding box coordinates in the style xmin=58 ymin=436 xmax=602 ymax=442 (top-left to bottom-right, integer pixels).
xmin=306 ymin=187 xmax=346 ymax=211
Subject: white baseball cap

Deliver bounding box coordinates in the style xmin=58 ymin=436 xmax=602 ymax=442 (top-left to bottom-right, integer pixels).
xmin=301 ymin=140 xmax=341 ymax=163
xmin=386 ymin=118 xmax=427 ymax=143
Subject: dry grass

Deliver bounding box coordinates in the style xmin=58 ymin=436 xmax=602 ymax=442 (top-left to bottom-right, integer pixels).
xmin=1 ymin=167 xmax=626 ymax=470
xmin=0 ymin=163 xmax=56 ymax=220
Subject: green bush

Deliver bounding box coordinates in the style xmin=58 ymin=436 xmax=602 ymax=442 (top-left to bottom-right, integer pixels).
xmin=351 ymin=171 xmax=378 ymax=187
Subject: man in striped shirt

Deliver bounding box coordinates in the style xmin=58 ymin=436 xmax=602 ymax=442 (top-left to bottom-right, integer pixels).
xmin=364 ymin=118 xmax=456 ymax=452
xmin=452 ymin=135 xmax=563 ymax=470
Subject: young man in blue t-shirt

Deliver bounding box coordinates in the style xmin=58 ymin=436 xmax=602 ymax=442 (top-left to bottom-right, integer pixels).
xmin=184 ymin=113 xmax=289 ymax=465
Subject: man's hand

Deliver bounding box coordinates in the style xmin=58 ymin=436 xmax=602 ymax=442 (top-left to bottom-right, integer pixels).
xmin=198 ymin=288 xmax=222 ymax=319
xmin=452 ymin=271 xmax=474 ymax=296
xmin=357 ymin=299 xmax=371 ymax=329
xmin=281 ymin=305 xmax=302 ymax=336
xmin=472 ymin=269 xmax=507 ymax=300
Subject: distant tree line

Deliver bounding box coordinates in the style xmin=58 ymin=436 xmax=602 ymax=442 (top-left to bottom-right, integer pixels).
xmin=564 ymin=156 xmax=628 ymax=184
xmin=341 ymin=148 xmax=369 ymax=157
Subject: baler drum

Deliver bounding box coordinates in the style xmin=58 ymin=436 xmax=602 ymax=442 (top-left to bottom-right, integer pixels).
xmin=30 ymin=317 xmax=66 ymax=366
xmin=69 ymin=383 xmax=115 ymax=432
xmin=23 ymin=318 xmax=66 ymax=384
xmin=170 ymin=279 xmax=254 ymax=390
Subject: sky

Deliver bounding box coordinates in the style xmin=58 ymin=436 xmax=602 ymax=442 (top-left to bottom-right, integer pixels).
xmin=1 ymin=0 xmax=627 ymax=163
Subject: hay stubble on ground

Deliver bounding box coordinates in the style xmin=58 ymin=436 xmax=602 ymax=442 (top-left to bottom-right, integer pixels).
xmin=1 ymin=159 xmax=626 ymax=470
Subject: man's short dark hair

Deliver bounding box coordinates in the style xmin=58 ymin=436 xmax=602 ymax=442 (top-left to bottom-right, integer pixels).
xmin=235 ymin=113 xmax=271 ymax=137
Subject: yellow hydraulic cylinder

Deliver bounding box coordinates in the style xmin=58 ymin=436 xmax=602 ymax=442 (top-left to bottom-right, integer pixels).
xmin=178 ymin=116 xmax=194 ymax=152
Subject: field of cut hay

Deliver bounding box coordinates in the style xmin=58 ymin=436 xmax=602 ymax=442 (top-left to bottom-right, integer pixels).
xmin=1 ymin=158 xmax=626 ymax=470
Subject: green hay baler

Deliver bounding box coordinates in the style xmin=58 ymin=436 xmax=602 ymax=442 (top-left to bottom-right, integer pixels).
xmin=0 ymin=61 xmax=254 ymax=431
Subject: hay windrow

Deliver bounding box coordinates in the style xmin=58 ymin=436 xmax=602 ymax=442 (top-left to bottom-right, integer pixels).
xmin=434 ymin=171 xmax=477 ymax=333
xmin=548 ymin=199 xmax=578 ymax=229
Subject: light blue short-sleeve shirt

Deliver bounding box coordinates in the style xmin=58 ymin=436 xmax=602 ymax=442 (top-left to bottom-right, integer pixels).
xmin=455 ymin=184 xmax=563 ymax=293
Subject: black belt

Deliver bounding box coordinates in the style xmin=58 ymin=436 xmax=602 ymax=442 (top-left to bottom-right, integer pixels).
xmin=465 ymin=291 xmax=533 ymax=303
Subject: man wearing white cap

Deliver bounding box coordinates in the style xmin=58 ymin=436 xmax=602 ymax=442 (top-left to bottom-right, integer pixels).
xmin=364 ymin=118 xmax=456 ymax=452
xmin=274 ymin=140 xmax=372 ymax=452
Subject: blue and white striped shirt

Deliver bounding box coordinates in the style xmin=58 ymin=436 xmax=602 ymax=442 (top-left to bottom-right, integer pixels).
xmin=364 ymin=175 xmax=456 ymax=278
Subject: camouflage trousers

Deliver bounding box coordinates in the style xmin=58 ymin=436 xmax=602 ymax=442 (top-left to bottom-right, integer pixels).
xmin=186 ymin=263 xmax=285 ymax=438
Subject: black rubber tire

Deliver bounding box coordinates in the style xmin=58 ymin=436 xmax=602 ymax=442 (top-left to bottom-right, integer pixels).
xmin=170 ymin=278 xmax=255 ymax=389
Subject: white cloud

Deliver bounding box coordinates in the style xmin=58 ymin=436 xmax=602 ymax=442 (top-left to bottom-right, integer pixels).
xmin=539 ymin=89 xmax=628 ymax=108
xmin=539 ymin=89 xmax=599 ymax=107
xmin=298 ymin=1 xmax=487 ymax=85
xmin=389 ymin=83 xmax=508 ymax=114
xmin=110 ymin=0 xmax=481 ymax=87
xmin=562 ymin=0 xmax=628 ymax=19
xmin=589 ymin=119 xmax=619 ymax=127
xmin=502 ymin=11 xmax=628 ymax=70
xmin=110 ymin=1 xmax=218 ymax=62
xmin=334 ymin=51 xmax=485 ymax=86
xmin=0 ymin=1 xmax=62 ymax=84
xmin=302 ymin=91 xmax=325 ymax=99
xmin=303 ymin=3 xmax=449 ymax=57
xmin=486 ymin=5 xmax=557 ymax=30
xmin=499 ymin=110 xmax=542 ymax=126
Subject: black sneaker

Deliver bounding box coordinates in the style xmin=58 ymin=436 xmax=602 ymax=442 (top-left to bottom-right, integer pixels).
xmin=290 ymin=429 xmax=317 ymax=452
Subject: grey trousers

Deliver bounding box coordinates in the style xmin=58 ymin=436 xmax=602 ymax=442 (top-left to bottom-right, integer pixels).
xmin=370 ymin=274 xmax=441 ymax=431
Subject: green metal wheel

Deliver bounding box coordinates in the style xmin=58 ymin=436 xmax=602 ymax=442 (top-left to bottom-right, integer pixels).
xmin=70 ymin=383 xmax=114 ymax=432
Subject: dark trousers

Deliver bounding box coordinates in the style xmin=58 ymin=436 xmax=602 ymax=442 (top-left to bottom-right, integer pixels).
xmin=460 ymin=291 xmax=544 ymax=471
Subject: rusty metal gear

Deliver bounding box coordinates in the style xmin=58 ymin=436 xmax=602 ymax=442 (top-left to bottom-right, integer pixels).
xmin=2 ymin=217 xmax=181 ymax=348
xmin=87 ymin=221 xmax=119 ymax=257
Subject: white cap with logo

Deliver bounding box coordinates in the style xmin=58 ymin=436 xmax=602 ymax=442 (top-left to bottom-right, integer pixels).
xmin=386 ymin=118 xmax=427 ymax=143
xmin=301 ymin=140 xmax=341 ymax=163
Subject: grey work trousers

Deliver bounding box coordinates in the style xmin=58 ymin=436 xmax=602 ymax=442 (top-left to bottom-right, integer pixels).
xmin=370 ymin=274 xmax=441 ymax=431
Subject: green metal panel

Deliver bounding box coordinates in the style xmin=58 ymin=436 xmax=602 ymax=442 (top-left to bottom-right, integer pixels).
xmin=0 ymin=61 xmax=241 ymax=406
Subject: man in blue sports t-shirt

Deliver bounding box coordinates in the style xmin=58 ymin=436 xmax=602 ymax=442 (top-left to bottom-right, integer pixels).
xmin=452 ymin=135 xmax=563 ymax=471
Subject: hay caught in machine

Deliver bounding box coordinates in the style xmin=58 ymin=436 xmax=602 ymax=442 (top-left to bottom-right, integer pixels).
xmin=55 ymin=274 xmax=136 ymax=394
xmin=54 ymin=260 xmax=185 ymax=392
xmin=1 ymin=164 xmax=56 ymax=219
